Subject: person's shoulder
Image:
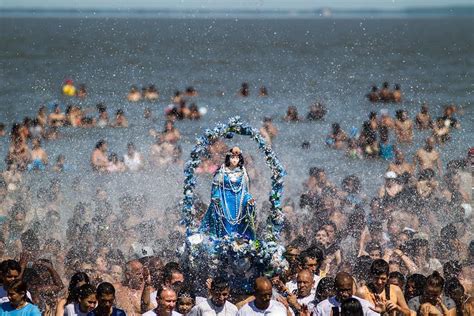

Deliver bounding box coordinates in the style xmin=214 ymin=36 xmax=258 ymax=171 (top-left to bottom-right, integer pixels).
xmin=113 ymin=307 xmax=127 ymax=316
xmin=142 ymin=310 xmax=156 ymax=316
xmin=407 ymin=296 xmax=420 ymax=309
xmin=442 ymin=295 xmax=456 ymax=310
xmin=25 ymin=304 xmax=42 ymax=316
xmin=225 ymin=300 xmax=238 ymax=312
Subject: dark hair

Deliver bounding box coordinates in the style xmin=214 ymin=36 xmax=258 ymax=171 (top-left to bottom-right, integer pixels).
xmin=97 ymin=282 xmax=115 ymax=296
xmin=389 ymin=271 xmax=405 ymax=286
xmin=67 ymin=272 xmax=90 ymax=303
xmin=370 ymin=259 xmax=389 ymax=277
xmin=95 ymin=139 xmax=106 ymax=149
xmin=366 ymin=241 xmax=382 ymax=255
xmin=211 ymin=276 xmax=230 ymax=291
xmin=177 ymin=287 xmax=196 ymax=301
xmin=322 ymin=221 xmax=337 ymax=233
xmin=406 ymin=274 xmax=427 ymax=298
xmin=379 ymin=126 xmax=389 ymax=142
xmin=163 ymin=263 xmax=183 ymax=284
xmin=0 ymin=260 xmax=22 ymax=275
xmin=341 ymin=175 xmax=361 ymax=194
xmin=315 ymin=277 xmax=335 ymax=302
xmin=332 ymin=123 xmax=341 ymax=134
xmin=224 ymin=152 xmax=244 ymax=168
xmin=341 ymin=297 xmax=363 ymax=316
xmin=426 ymin=271 xmax=445 ymax=290
xmin=8 ymin=280 xmax=28 ymax=300
xmin=78 ymin=284 xmax=96 ymax=300
xmin=440 ymin=224 xmax=457 ymax=240
xmin=300 ymin=246 xmax=325 ymax=266
xmin=369 ymin=112 xmax=377 ymax=120
xmin=444 ymin=278 xmax=464 ymax=298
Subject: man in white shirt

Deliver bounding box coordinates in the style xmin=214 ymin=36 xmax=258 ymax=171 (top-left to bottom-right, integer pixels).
xmin=314 ymin=272 xmax=378 ymax=316
xmin=237 ymin=277 xmax=288 ymax=316
xmin=142 ymin=287 xmax=181 ymax=316
xmin=285 ymin=248 xmax=323 ymax=295
xmin=188 ymin=277 xmax=237 ymax=316
xmin=286 ymin=270 xmax=316 ymax=313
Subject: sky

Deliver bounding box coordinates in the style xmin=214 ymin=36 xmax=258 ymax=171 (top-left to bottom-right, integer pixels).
xmin=2 ymin=0 xmax=473 ymax=10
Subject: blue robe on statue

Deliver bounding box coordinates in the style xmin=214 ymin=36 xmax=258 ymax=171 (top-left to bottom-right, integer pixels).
xmin=199 ymin=166 xmax=256 ymax=240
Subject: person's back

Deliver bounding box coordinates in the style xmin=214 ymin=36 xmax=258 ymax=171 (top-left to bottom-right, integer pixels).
xmin=237 ymin=300 xmax=286 ymax=316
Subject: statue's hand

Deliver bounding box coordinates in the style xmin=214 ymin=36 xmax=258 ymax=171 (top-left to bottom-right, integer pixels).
xmin=248 ymin=198 xmax=255 ymax=205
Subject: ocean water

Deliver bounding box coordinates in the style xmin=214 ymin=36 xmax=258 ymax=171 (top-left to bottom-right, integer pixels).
xmin=0 ymin=16 xmax=472 ymax=227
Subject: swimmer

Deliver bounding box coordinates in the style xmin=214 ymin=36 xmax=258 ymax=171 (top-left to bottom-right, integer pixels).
xmin=91 ymin=140 xmax=110 ymax=172
xmin=123 ymin=142 xmax=143 ymax=171
xmin=367 ymin=85 xmax=380 ymax=103
xmin=149 ymin=137 xmax=175 ymax=167
xmin=415 ymin=104 xmax=432 ymax=130
xmin=97 ymin=104 xmax=109 ymax=128
xmin=66 ymin=105 xmax=83 ymax=127
xmin=62 ymin=79 xmax=76 ymax=96
xmin=259 ymin=117 xmax=278 ymax=146
xmin=378 ymin=126 xmax=394 ymax=161
xmin=414 ymin=137 xmax=442 ymax=176
xmin=188 ymin=103 xmax=201 ymax=120
xmin=306 ymin=102 xmax=327 ymax=121
xmin=127 ymin=85 xmax=142 ymax=102
xmin=185 ymin=86 xmax=198 ymax=97
xmin=379 ymin=109 xmax=395 ymax=129
xmin=144 ymin=85 xmax=159 ymax=101
xmin=259 ymin=86 xmax=268 ymax=97
xmin=284 ymin=106 xmax=300 ymax=122
xmin=394 ymin=110 xmax=414 ymax=144
xmin=0 ymin=123 xmax=5 ymax=137
xmin=387 ymin=150 xmax=414 ymax=176
xmin=379 ymin=81 xmax=391 ymax=102
xmin=37 ymin=106 xmax=48 ymax=127
xmin=326 ymin=123 xmax=348 ymax=149
xmin=432 ymin=117 xmax=450 ymax=144
xmin=112 ymin=109 xmax=128 ymax=128
xmin=27 ymin=139 xmax=48 ymax=171
xmin=53 ymin=154 xmax=67 ymax=172
xmin=81 ymin=117 xmax=96 ymax=128
xmin=172 ymin=90 xmax=183 ymax=104
xmin=391 ymin=84 xmax=402 ymax=103
xmin=144 ymin=108 xmax=153 ymax=120
xmin=239 ymin=82 xmax=249 ymax=97
xmin=48 ymin=104 xmax=66 ymax=127
xmin=107 ymin=153 xmax=126 ymax=173
xmin=161 ymin=120 xmax=180 ymax=144
xmin=76 ymin=84 xmax=87 ymax=99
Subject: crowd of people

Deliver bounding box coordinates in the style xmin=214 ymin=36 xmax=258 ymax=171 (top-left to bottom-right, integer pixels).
xmin=366 ymin=83 xmax=403 ymax=103
xmin=0 ymin=78 xmax=472 ymax=316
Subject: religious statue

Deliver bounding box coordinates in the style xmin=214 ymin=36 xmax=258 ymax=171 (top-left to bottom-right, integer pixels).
xmin=199 ymin=147 xmax=256 ymax=240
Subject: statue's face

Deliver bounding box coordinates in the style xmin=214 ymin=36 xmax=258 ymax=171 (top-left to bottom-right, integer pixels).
xmin=230 ymin=155 xmax=240 ymax=168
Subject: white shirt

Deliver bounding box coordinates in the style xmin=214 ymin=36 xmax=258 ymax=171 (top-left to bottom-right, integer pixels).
xmin=297 ymin=293 xmax=316 ymax=311
xmin=188 ymin=299 xmax=237 ymax=316
xmin=285 ymin=275 xmax=321 ymax=295
xmin=237 ymin=300 xmax=287 ymax=316
xmin=0 ymin=287 xmax=33 ymax=303
xmin=142 ymin=309 xmax=182 ymax=316
xmin=64 ymin=303 xmax=89 ymax=316
xmin=314 ymin=296 xmax=379 ymax=316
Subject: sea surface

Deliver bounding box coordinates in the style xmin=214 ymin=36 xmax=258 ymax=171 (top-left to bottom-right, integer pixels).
xmin=0 ymin=16 xmax=472 ymax=228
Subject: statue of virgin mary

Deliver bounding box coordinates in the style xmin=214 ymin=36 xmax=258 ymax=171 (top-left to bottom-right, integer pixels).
xmin=199 ymin=147 xmax=256 ymax=240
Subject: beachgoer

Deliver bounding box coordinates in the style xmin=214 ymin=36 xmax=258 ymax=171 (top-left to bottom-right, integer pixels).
xmin=91 ymin=140 xmax=110 ymax=172
xmin=414 ymin=137 xmax=443 ymax=176
xmin=128 ymin=86 xmax=142 ymax=102
xmin=394 ymin=110 xmax=413 ymax=144
xmin=415 ymin=104 xmax=432 ymax=130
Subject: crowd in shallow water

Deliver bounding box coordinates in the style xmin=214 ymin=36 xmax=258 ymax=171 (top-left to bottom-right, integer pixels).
xmin=0 ymin=80 xmax=473 ymax=316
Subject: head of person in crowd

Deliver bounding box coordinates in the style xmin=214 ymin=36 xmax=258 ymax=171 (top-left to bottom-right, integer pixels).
xmin=296 ymin=269 xmax=314 ymax=298
xmin=366 ymin=241 xmax=383 ymax=260
xmin=284 ymin=245 xmax=301 ymax=273
xmin=77 ymin=284 xmax=97 ymax=314
xmin=6 ymin=280 xmax=29 ymax=308
xmin=95 ymin=282 xmax=117 ymax=315
xmin=341 ymin=297 xmax=363 ymax=316
xmin=156 ymin=287 xmax=177 ymax=316
xmin=315 ymin=228 xmax=329 ymax=248
xmin=419 ymin=271 xmax=446 ymax=306
xmin=176 ymin=288 xmax=195 ymax=315
xmin=162 ymin=263 xmax=185 ymax=294
xmin=1 ymin=260 xmax=22 ymax=290
xmin=334 ymin=272 xmax=354 ymax=302
xmin=322 ymin=221 xmax=337 ymax=245
xmin=209 ymin=276 xmax=231 ymax=307
xmin=388 ymin=271 xmax=405 ymax=290
xmin=66 ymin=272 xmax=90 ymax=304
xmin=444 ymin=278 xmax=465 ymax=311
xmin=253 ymin=277 xmax=273 ymax=310
xmin=405 ymin=274 xmax=426 ymax=302
xmin=369 ymin=259 xmax=390 ymax=293
xmin=315 ymin=277 xmax=335 ymax=303
xmin=124 ymin=260 xmax=144 ymax=290
xmin=299 ymin=246 xmax=324 ymax=276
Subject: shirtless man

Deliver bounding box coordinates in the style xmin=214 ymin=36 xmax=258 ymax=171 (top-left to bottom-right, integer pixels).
xmin=28 ymin=139 xmax=48 ymax=171
xmin=356 ymin=259 xmax=411 ymax=316
xmin=394 ymin=110 xmax=413 ymax=144
xmin=260 ymin=117 xmax=278 ymax=146
xmin=387 ymin=150 xmax=413 ymax=176
xmin=48 ymin=104 xmax=66 ymax=127
xmin=91 ymin=140 xmax=110 ymax=172
xmin=416 ymin=104 xmax=432 ymax=130
xmin=414 ymin=137 xmax=442 ymax=176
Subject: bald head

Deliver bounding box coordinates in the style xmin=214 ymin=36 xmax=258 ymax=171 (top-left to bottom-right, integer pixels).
xmin=335 ymin=272 xmax=353 ymax=286
xmin=335 ymin=272 xmax=353 ymax=301
xmin=255 ymin=276 xmax=272 ymax=292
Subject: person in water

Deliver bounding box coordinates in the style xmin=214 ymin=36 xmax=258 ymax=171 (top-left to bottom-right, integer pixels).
xmin=284 ymin=106 xmax=300 ymax=122
xmin=239 ymin=82 xmax=249 ymax=97
xmin=27 ymin=139 xmax=48 ymax=171
xmin=367 ymin=85 xmax=379 ymax=103
xmin=307 ymin=103 xmax=327 ymax=121
xmin=62 ymin=79 xmax=76 ymax=97
xmin=91 ymin=140 xmax=110 ymax=172
xmin=48 ymin=105 xmax=66 ymax=127
xmin=112 ymin=110 xmax=128 ymax=128
xmin=378 ymin=126 xmax=394 ymax=161
xmin=127 ymin=86 xmax=142 ymax=102
xmin=416 ymin=104 xmax=432 ymax=130
xmin=199 ymin=147 xmax=256 ymax=240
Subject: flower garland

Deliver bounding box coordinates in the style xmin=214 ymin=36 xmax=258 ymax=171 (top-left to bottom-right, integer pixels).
xmin=181 ymin=116 xmax=287 ymax=273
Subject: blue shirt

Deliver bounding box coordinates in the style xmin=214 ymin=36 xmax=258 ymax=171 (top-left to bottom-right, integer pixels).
xmin=0 ymin=302 xmax=41 ymax=316
xmin=87 ymin=308 xmax=126 ymax=316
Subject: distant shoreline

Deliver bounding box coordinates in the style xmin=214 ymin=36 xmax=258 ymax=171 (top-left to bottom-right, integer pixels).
xmin=1 ymin=6 xmax=473 ymax=19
